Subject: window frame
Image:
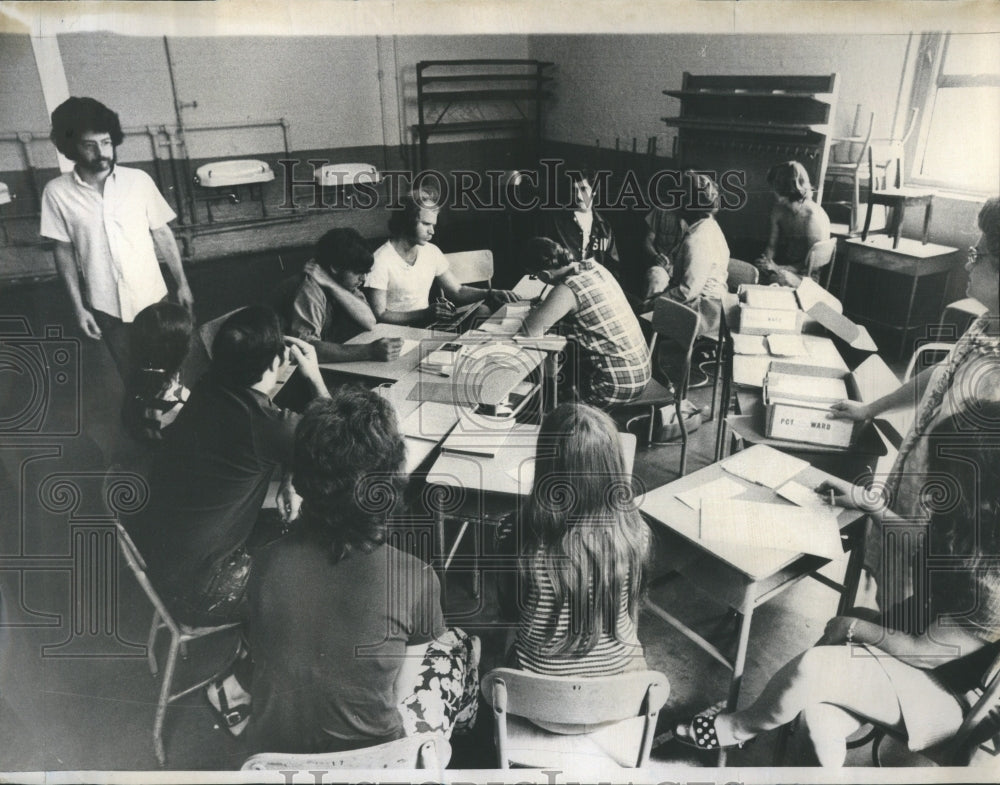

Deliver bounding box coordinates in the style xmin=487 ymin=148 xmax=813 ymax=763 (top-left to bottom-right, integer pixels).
xmin=907 ymin=32 xmax=1000 ymax=196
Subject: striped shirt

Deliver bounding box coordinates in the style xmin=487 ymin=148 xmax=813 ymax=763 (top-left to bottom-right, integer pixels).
xmin=514 ymin=549 xmax=646 ymax=677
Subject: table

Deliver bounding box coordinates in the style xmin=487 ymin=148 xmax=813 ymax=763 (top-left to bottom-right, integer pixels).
xmin=424 ymin=426 xmax=636 ymax=599
xmin=639 ymin=444 xmax=869 ymax=765
xmin=841 ymin=236 xmax=962 ymax=361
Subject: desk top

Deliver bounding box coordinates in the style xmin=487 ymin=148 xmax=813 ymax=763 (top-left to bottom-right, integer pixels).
xmin=319 ymin=323 xmax=437 ymax=382
xmin=640 ymin=445 xmax=865 ymax=580
xmin=845 ymin=235 xmax=959 ymax=259
xmin=427 ymin=426 xmax=637 ymax=498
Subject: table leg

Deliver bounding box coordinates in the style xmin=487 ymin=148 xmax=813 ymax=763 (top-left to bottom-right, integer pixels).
xmin=713 ymin=344 xmax=732 ymax=461
xmin=718 ymin=604 xmax=755 ymax=767
xmin=900 ymin=273 xmax=920 ymax=362
xmin=434 ymin=492 xmax=448 ymax=605
xmin=837 ymin=517 xmax=871 ymax=615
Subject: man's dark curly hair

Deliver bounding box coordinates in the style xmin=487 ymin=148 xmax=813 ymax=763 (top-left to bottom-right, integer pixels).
xmin=49 ymin=97 xmax=124 ymax=162
xmin=293 ymin=388 xmax=407 ymax=562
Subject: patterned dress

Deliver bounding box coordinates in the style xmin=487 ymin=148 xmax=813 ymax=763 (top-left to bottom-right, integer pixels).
xmin=868 ymin=315 xmax=1000 ymax=615
xmin=560 ymin=260 xmax=651 ymax=409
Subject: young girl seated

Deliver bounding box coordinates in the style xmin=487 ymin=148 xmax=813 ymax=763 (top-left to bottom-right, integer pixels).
xmin=521 ymin=237 xmax=651 ymax=410
xmin=496 ymin=403 xmax=649 ymax=678
xmin=121 ymin=301 xmax=194 ymax=445
xmin=756 ymin=161 xmax=831 ymax=287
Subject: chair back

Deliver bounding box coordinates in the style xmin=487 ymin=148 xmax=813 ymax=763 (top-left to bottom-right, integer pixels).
xmin=868 ymin=140 xmax=906 ymax=191
xmin=445 ymin=250 xmax=494 ymax=286
xmin=951 ymin=647 xmax=1000 ymax=764
xmin=241 ymin=733 xmax=451 ymax=770
xmin=832 ymin=106 xmax=875 ymax=166
xmin=114 ymin=519 xmax=184 ymax=638
xmin=197 ymin=308 xmax=243 ymax=360
xmin=726 ymin=258 xmax=759 ymax=292
xmin=481 ymin=668 xmax=670 ymax=768
xmin=804 ymin=238 xmax=837 ymax=289
xmin=649 ymin=297 xmax=700 ymax=398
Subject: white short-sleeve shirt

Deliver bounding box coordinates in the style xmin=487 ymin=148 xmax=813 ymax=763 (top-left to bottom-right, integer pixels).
xmin=367 ymin=241 xmax=449 ymax=313
xmin=40 ymin=166 xmax=176 ymax=322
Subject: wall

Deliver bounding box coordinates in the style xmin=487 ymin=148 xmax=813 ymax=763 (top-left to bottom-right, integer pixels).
xmin=529 ymin=33 xmax=914 ymax=157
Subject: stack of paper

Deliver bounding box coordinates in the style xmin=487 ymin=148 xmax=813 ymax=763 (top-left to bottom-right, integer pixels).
xmin=732 ymin=333 xmax=768 ymax=355
xmin=699 ymin=497 xmax=843 ymax=559
xmin=720 ymin=445 xmax=808 ymax=489
xmin=742 ymin=286 xmax=798 ymax=311
xmin=766 ymin=372 xmax=849 ymax=405
xmin=765 ymin=334 xmax=808 ymax=357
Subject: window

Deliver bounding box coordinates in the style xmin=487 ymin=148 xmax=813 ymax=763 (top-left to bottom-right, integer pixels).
xmin=910 ymin=33 xmax=1000 ymax=194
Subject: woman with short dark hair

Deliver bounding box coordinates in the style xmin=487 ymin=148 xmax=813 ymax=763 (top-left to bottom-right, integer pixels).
xmin=245 ymin=387 xmax=479 ymax=754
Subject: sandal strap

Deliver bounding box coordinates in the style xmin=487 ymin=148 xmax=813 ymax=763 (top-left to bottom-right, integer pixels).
xmin=691 ymin=714 xmax=720 ymax=749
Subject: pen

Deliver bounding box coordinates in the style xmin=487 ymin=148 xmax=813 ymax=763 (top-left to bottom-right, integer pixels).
xmin=829 ymin=489 xmax=835 ymax=507
xmin=421 ymin=368 xmax=450 ymax=378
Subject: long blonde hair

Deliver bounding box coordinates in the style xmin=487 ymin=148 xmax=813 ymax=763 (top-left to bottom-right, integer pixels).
xmin=520 ymin=403 xmax=648 ymax=656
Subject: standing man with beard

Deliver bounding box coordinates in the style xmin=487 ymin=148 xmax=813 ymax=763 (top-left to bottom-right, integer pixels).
xmin=41 ymin=97 xmax=193 ymax=378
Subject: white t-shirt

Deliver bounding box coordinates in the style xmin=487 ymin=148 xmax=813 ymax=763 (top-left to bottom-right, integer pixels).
xmin=367 ymin=241 xmax=449 ymax=313
xmin=40 ymin=166 xmax=175 ymax=322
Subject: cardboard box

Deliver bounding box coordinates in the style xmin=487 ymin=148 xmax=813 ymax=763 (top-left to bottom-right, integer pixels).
xmin=763 ymin=360 xmax=862 ymax=447
xmin=737 ymin=279 xmax=878 ymax=353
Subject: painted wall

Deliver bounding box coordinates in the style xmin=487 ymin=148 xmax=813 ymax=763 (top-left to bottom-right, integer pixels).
xmin=528 ymin=33 xmax=915 ymax=157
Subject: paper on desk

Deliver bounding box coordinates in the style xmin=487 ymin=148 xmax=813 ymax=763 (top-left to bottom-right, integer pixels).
xmin=400 ymin=401 xmax=458 ymax=442
xmin=700 ymin=498 xmax=843 ymax=559
xmin=732 ymin=333 xmax=768 ymax=355
xmin=505 ymin=457 xmax=536 ymax=487
xmin=775 ymin=480 xmax=837 ymax=513
xmin=399 ymin=339 xmax=419 ymax=357
xmin=504 ymin=301 xmax=532 ymax=315
xmin=674 ymin=475 xmax=747 ymax=511
xmin=479 ymin=318 xmax=523 ymax=334
xmin=720 ymin=446 xmax=809 ymax=489
xmin=766 ymin=334 xmax=808 ymax=357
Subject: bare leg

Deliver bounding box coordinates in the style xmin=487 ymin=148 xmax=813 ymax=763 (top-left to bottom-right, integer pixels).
xmin=801 ymin=703 xmax=866 ymax=766
xmin=711 ymin=646 xmax=905 ymax=763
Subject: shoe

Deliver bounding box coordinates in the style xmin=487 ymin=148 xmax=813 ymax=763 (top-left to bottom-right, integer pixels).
xmin=205 ymin=680 xmax=251 ymax=737
xmin=674 ymin=701 xmax=755 ymax=751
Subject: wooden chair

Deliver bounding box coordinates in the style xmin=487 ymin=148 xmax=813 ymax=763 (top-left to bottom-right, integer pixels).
xmin=803 ymin=237 xmax=838 ymax=290
xmin=241 ymin=732 xmax=451 ymax=770
xmin=861 ymin=140 xmax=935 ymax=249
xmin=115 ymin=519 xmax=242 ymax=766
xmin=481 ymin=668 xmax=670 ymax=770
xmin=824 ymin=106 xmax=875 ymax=234
xmin=611 ymin=297 xmax=700 ymax=476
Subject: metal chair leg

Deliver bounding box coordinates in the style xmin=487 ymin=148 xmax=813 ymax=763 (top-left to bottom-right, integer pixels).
xmin=147 ymin=612 xmax=161 ymax=676
xmin=154 ymin=634 xmax=181 ymax=766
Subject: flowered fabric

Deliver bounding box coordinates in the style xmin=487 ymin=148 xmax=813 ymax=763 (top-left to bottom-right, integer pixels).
xmin=398 ymin=627 xmax=479 ymax=737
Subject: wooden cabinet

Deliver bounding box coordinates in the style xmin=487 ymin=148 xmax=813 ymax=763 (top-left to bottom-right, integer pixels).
xmin=661 ymin=73 xmax=839 ymax=252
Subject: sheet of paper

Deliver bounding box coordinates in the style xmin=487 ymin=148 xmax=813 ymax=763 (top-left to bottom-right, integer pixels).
xmin=720 ymin=445 xmax=809 ymax=489
xmin=700 ymin=498 xmax=843 ymax=560
xmin=674 ymin=474 xmax=748 ymax=511
xmin=766 ymin=333 xmax=808 ymax=357
xmin=505 ymin=457 xmax=536 ymax=486
xmin=775 ymin=480 xmax=838 ymax=513
xmin=731 ymin=333 xmax=768 ymax=355
xmin=442 ymin=419 xmax=516 ymax=457
xmin=399 ymin=401 xmax=458 ymax=442
xmin=398 ymin=339 xmax=419 ymax=357
xmin=504 ymin=301 xmax=532 ymax=315
xmin=478 ymin=318 xmax=523 ymax=334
